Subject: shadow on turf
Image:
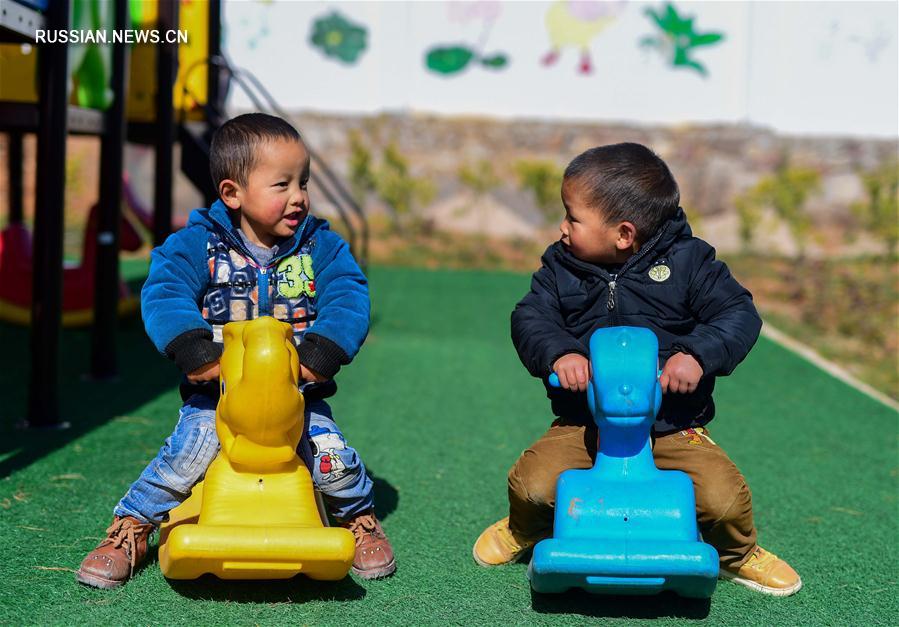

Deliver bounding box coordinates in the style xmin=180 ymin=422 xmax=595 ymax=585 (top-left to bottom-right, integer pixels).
xmin=531 ymin=588 xmax=711 ymax=619
xmin=0 ymin=277 xmax=394 ymax=481
xmin=370 ymin=471 xmax=399 ymax=521
xmin=0 ymin=311 xmax=176 ymax=479
xmin=168 ymin=573 xmax=367 ymax=603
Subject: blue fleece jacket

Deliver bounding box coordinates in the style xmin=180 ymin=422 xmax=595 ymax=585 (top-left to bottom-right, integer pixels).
xmin=141 ymin=201 xmax=369 ymax=398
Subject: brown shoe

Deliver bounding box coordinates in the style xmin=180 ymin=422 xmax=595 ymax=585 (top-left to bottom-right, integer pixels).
xmin=342 ymin=510 xmax=396 ymax=579
xmin=75 ymin=516 xmax=155 ymax=589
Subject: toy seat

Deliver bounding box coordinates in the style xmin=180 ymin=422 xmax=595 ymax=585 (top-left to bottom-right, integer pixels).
xmin=158 ymin=317 xmax=355 ymax=580
xmin=528 ymin=327 xmax=718 ymax=598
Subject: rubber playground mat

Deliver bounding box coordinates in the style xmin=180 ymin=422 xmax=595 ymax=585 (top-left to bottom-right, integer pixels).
xmin=0 ymin=265 xmax=896 ymax=625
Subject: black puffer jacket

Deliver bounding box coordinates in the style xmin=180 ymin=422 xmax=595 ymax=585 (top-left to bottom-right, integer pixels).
xmin=511 ymin=209 xmax=762 ymax=433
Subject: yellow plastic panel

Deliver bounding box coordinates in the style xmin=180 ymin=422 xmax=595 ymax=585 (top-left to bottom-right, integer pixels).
xmin=0 ymin=44 xmax=38 ymax=103
xmin=173 ymin=0 xmax=207 ymax=117
xmin=126 ymin=0 xmax=209 ymax=122
xmin=158 ymin=317 xmax=355 ymax=581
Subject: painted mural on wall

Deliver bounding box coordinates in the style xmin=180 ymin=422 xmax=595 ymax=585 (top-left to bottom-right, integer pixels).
xmin=425 ymin=1 xmax=509 ymax=76
xmin=640 ymin=2 xmax=724 ymax=77
xmin=220 ymin=1 xmax=896 ymax=137
xmin=232 ymin=0 xmax=274 ymax=51
xmin=542 ymin=0 xmax=625 ymax=75
xmin=819 ymin=18 xmax=892 ymax=64
xmin=310 ymin=11 xmax=368 ymax=64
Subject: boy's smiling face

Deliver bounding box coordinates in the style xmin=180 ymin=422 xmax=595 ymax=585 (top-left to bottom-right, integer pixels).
xmin=221 ymin=138 xmax=311 ymax=248
xmin=559 ymin=177 xmax=637 ymax=265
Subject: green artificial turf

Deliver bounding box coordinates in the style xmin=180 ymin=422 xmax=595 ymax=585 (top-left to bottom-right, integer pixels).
xmin=1 ymin=265 xmax=896 ymax=625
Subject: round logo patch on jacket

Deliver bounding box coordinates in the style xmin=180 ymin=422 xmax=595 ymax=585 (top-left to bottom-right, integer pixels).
xmin=648 ymin=264 xmax=671 ymax=282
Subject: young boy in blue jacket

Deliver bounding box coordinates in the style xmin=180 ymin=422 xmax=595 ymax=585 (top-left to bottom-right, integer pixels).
xmin=473 ymin=143 xmax=801 ymax=596
xmin=76 ymin=113 xmax=395 ymax=588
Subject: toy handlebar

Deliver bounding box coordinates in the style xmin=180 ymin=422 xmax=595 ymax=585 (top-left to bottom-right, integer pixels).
xmin=548 ymin=370 xmax=663 ymax=390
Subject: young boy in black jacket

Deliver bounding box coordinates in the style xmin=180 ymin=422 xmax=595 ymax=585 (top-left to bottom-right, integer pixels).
xmin=472 ymin=143 xmax=801 ymax=596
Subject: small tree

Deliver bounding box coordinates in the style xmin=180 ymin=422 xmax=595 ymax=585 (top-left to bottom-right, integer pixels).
xmin=734 ymin=162 xmax=821 ymax=258
xmin=458 ymin=159 xmax=500 ymax=197
xmin=733 ymin=189 xmax=764 ymax=252
xmin=347 ymin=130 xmax=376 ymax=207
xmin=514 ymin=159 xmax=564 ymax=223
xmin=375 ymin=143 xmax=435 ymax=232
xmin=851 ymin=159 xmax=898 ymax=256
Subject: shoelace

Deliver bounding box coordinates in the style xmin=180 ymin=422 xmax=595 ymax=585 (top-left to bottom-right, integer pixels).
xmin=99 ymin=518 xmax=151 ymax=577
xmin=346 ymin=514 xmax=384 ymax=547
xmin=496 ymin=521 xmax=531 ymax=553
xmin=745 ymin=548 xmax=778 ymax=572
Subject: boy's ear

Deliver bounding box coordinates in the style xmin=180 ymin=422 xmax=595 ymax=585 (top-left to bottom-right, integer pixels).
xmin=218 ymin=179 xmax=242 ymax=209
xmin=615 ymin=221 xmax=638 ymax=251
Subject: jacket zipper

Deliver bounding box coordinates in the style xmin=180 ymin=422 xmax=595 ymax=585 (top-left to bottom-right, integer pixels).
xmin=258 ymin=266 xmax=270 ymax=315
xmin=602 ymin=224 xmax=669 ymax=324
xmin=607 ymin=274 xmax=620 ymax=325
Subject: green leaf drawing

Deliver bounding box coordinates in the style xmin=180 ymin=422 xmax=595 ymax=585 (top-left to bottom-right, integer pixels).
xmin=480 ymin=54 xmax=508 ymax=68
xmin=426 ymin=46 xmax=475 ymax=74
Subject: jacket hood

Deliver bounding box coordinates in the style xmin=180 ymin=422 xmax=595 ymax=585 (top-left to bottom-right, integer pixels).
xmin=186 ymin=200 xmax=328 ymax=253
xmin=554 ymin=208 xmax=692 ymax=277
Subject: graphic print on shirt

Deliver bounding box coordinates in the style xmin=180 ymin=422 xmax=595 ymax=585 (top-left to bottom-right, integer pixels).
xmin=200 ymin=233 xmax=318 ymax=345
xmin=276 ymin=253 xmax=316 ymax=299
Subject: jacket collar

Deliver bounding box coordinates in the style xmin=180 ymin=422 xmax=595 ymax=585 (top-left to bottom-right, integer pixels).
xmin=554 ymin=208 xmax=691 ymax=278
xmin=204 ymin=200 xmax=316 ymax=265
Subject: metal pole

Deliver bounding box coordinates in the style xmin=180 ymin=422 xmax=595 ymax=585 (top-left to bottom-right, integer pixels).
xmin=207 ymin=0 xmax=222 ymax=117
xmin=90 ymin=0 xmax=130 ymax=379
xmin=28 ymin=0 xmax=71 ymax=428
xmin=153 ymin=0 xmax=178 ymax=246
xmin=204 ymin=0 xmax=223 ymax=207
xmin=7 ymin=132 xmax=24 ymax=224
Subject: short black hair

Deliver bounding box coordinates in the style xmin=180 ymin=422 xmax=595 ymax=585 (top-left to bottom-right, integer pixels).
xmin=563 ymin=143 xmax=680 ymax=240
xmin=209 ymin=113 xmax=303 ymax=188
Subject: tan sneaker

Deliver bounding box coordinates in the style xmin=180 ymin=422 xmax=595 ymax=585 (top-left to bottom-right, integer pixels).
xmin=75 ymin=516 xmax=155 ymax=589
xmin=720 ymin=546 xmax=802 ymax=596
xmin=343 ymin=510 xmax=396 ymax=579
xmin=472 ymin=517 xmax=541 ymax=567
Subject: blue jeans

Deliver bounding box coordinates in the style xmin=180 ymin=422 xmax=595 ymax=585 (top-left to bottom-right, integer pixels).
xmin=114 ymin=395 xmax=374 ymax=525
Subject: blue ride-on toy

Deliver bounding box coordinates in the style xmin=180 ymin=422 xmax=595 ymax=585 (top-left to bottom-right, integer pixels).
xmin=527 ymin=326 xmax=718 ymax=598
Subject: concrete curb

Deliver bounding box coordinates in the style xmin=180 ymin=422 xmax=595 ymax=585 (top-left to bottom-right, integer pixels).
xmin=760 ymin=321 xmax=899 ymax=412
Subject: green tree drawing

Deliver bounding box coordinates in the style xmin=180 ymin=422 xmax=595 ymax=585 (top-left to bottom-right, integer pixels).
xmin=640 ymin=3 xmax=724 ymax=76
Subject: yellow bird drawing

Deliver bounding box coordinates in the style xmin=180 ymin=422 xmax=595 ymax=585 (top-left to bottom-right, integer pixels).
xmin=543 ymin=0 xmax=625 ymax=74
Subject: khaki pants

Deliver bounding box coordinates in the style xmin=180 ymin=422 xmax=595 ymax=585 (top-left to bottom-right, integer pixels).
xmin=507 ymin=420 xmax=757 ymax=570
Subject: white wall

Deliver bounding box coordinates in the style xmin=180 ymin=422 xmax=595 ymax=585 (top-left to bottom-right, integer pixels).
xmin=223 ymin=1 xmax=899 ymax=138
